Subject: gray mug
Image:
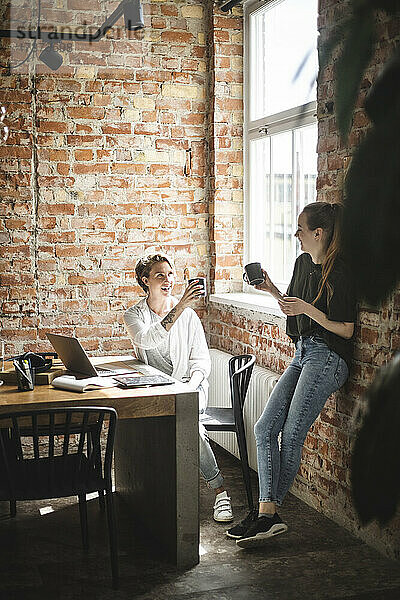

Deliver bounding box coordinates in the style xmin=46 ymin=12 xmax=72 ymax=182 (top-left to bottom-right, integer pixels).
xmin=188 ymin=277 xmax=207 ymax=296
xmin=243 ymin=262 xmax=264 ymax=286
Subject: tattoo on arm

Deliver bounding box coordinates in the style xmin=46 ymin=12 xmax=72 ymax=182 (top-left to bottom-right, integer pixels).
xmin=161 ymin=307 xmax=177 ymax=330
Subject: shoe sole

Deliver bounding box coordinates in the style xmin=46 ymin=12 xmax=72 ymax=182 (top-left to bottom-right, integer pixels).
xmin=214 ymin=515 xmax=234 ymax=523
xmin=236 ymin=523 xmax=288 ymax=548
xmin=226 ymin=531 xmax=243 ymax=539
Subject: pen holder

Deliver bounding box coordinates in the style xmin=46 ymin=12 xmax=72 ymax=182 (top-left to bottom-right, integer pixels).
xmin=14 ymin=358 xmax=35 ymax=391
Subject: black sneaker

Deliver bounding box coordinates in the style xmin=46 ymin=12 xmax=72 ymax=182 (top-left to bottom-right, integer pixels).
xmin=226 ymin=507 xmax=258 ymax=539
xmin=236 ymin=513 xmax=288 ymax=548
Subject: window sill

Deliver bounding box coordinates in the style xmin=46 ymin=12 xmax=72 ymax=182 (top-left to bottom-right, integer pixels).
xmin=209 ymin=292 xmax=286 ymax=326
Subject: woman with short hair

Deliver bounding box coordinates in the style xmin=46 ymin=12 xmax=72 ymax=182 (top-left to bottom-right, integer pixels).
xmin=124 ymin=253 xmax=233 ymax=523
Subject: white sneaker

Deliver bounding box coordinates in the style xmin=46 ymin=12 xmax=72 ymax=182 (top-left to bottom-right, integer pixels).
xmin=213 ymin=491 xmax=233 ymax=522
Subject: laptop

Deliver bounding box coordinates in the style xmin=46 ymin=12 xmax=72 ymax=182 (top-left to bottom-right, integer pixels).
xmin=46 ymin=333 xmax=139 ymax=378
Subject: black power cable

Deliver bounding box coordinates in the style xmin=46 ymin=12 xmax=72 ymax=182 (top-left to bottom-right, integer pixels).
xmin=220 ymin=0 xmax=243 ymax=12
xmin=0 ymin=0 xmax=41 ymax=70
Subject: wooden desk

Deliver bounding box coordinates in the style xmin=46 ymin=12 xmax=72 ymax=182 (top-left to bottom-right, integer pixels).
xmin=0 ymin=358 xmax=199 ymax=569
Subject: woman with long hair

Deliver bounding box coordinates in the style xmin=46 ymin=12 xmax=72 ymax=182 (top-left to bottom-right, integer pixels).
xmin=124 ymin=253 xmax=233 ymax=523
xmin=228 ymin=202 xmax=356 ymax=547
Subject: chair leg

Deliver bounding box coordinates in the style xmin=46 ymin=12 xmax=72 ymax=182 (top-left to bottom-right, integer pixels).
xmin=235 ymin=423 xmax=254 ymax=510
xmin=98 ymin=489 xmax=105 ymax=511
xmin=105 ymin=489 xmax=119 ymax=590
xmin=78 ymin=493 xmax=89 ymax=551
xmin=10 ymin=500 xmax=16 ymax=517
xmin=89 ymin=430 xmax=105 ymax=512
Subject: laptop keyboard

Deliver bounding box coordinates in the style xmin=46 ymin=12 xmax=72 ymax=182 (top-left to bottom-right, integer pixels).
xmin=96 ymin=368 xmax=117 ymax=376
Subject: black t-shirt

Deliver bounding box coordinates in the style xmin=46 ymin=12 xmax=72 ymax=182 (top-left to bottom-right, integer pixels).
xmin=286 ymin=253 xmax=357 ymax=367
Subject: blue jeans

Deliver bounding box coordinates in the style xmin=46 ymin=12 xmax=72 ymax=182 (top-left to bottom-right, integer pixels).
xmin=199 ymin=421 xmax=224 ymax=489
xmin=254 ymin=336 xmax=349 ymax=505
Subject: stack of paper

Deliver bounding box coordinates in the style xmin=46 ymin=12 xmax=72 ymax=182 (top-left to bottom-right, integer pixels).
xmin=51 ymin=375 xmax=119 ymax=393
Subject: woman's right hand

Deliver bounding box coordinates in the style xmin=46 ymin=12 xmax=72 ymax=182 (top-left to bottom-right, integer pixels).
xmin=161 ymin=280 xmax=204 ymax=331
xmin=178 ymin=280 xmax=204 ymax=309
xmin=255 ymin=268 xmax=273 ymax=293
xmin=255 ymin=269 xmax=283 ymax=300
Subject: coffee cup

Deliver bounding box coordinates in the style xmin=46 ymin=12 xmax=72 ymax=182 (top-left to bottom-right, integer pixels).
xmin=243 ymin=262 xmax=264 ymax=286
xmin=188 ymin=277 xmax=207 ymax=296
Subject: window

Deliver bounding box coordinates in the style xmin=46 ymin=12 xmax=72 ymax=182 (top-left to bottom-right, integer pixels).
xmin=244 ymin=0 xmax=318 ymax=291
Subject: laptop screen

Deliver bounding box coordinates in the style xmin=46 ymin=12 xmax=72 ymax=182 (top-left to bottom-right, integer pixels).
xmin=46 ymin=333 xmax=98 ymax=377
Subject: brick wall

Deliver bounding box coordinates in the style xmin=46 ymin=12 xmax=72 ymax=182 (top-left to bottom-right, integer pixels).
xmin=1 ymin=0 xmax=214 ymax=356
xmin=207 ymin=4 xmax=244 ymax=294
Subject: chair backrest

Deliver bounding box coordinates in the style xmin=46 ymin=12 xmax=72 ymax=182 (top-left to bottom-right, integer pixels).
xmin=229 ymin=354 xmax=255 ymax=414
xmin=0 ymin=407 xmax=117 ymax=500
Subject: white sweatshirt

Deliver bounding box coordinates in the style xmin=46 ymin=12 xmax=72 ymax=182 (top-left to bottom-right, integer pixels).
xmin=124 ymin=297 xmax=211 ymax=411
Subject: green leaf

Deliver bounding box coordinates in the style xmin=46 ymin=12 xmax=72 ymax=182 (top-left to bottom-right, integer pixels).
xmin=351 ymin=354 xmax=400 ymax=525
xmin=318 ymin=17 xmax=352 ymax=78
xmin=335 ymin=13 xmax=375 ymax=140
xmin=358 ymin=0 xmax=400 ymax=13
xmin=364 ymin=47 xmax=400 ymax=125
xmin=342 ymin=119 xmax=400 ymax=304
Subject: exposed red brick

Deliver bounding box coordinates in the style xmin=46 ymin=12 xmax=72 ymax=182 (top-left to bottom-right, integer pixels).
xmin=67 ymin=107 xmax=105 ymax=120
xmin=101 ymin=124 xmax=132 ymax=135
xmin=136 ymin=70 xmax=172 ymax=82
xmin=134 ymin=123 xmax=160 ymax=135
xmin=360 ymin=326 xmax=379 ymax=345
xmin=37 ymin=121 xmax=68 ymax=133
xmin=161 ymin=31 xmax=194 ymax=44
xmin=74 ymin=149 xmax=94 ymax=161
xmin=73 ymin=163 xmax=108 ymax=174
xmin=67 ymin=135 xmax=103 ymax=146
xmin=111 ymin=164 xmax=146 ymax=174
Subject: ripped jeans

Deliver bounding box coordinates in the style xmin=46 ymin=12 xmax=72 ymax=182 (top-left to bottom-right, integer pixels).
xmin=254 ymin=336 xmax=349 ymax=505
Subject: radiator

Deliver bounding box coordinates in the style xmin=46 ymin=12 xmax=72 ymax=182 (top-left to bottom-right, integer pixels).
xmin=208 ymin=349 xmax=279 ymax=472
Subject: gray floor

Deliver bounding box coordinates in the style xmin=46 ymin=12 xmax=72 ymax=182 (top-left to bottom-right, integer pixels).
xmin=1 ymin=443 xmax=400 ymax=599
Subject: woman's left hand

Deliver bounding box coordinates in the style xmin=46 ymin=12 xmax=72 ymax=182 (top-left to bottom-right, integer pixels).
xmin=278 ymin=296 xmax=309 ymax=316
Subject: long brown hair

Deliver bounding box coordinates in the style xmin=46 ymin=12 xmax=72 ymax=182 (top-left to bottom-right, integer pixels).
xmin=302 ymin=201 xmax=343 ymax=306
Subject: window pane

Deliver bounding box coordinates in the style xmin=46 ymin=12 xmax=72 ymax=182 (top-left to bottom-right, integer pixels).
xmin=248 ymin=137 xmax=270 ymax=265
xmin=249 ymin=0 xmax=318 ymax=121
xmin=271 ymin=131 xmax=292 ymax=284
xmin=248 ymin=122 xmax=317 ymax=287
xmin=294 ymin=124 xmax=318 ymax=214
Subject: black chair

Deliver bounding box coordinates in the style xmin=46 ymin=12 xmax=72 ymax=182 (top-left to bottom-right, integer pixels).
xmin=0 ymin=407 xmax=118 ymax=588
xmin=4 ymin=417 xmax=108 ymax=519
xmin=202 ymin=354 xmax=256 ymax=510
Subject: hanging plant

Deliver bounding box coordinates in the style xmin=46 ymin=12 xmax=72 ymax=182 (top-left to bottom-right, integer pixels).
xmin=320 ymin=0 xmax=400 ymax=304
xmin=351 ymin=354 xmax=400 ymax=525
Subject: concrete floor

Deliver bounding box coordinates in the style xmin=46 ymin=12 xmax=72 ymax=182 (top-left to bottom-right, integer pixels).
xmin=1 ymin=443 xmax=400 ymax=600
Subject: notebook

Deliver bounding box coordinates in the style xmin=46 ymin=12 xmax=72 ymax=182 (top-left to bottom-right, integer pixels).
xmin=113 ymin=374 xmax=174 ymax=388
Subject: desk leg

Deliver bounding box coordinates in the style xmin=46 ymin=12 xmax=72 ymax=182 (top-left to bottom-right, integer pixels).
xmin=114 ymin=392 xmax=199 ymax=569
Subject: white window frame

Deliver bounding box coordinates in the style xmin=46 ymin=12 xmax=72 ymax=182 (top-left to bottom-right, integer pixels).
xmin=243 ymin=0 xmax=318 ymax=296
